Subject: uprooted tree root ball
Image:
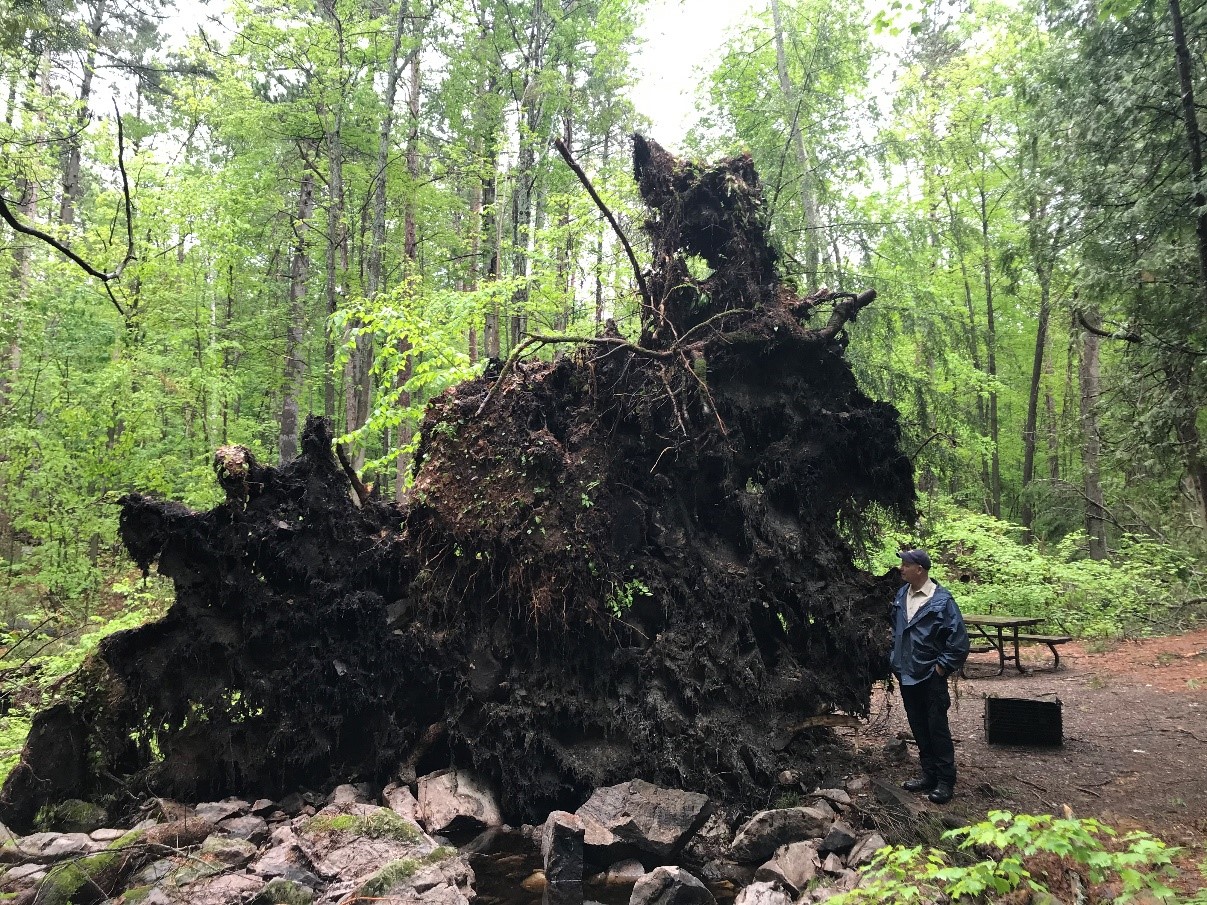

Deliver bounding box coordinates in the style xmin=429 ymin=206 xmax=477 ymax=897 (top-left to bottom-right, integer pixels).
xmin=0 ymin=136 xmax=916 ymax=831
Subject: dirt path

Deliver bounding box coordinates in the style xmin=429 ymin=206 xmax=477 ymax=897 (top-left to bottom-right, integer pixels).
xmin=862 ymin=628 xmax=1207 ymax=847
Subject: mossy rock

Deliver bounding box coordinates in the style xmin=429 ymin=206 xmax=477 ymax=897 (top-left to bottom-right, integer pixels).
xmin=249 ymin=879 xmax=315 ymax=905
xmin=30 ymin=829 xmax=147 ymax=905
xmin=304 ymin=808 xmax=420 ymax=843
xmin=34 ymin=848 xmax=126 ymax=905
xmin=35 ymin=800 xmax=109 ymax=834
xmin=357 ymin=859 xmax=420 ymax=897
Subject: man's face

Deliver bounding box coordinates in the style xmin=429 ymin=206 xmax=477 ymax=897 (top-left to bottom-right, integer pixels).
xmin=900 ymin=560 xmax=924 ymax=585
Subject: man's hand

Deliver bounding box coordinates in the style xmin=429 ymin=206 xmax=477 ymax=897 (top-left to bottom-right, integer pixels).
xmin=934 ymin=665 xmax=946 ymax=677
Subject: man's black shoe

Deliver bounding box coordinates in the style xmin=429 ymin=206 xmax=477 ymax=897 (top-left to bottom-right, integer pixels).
xmin=902 ymin=777 xmax=937 ymax=793
xmin=928 ymin=784 xmax=954 ymax=805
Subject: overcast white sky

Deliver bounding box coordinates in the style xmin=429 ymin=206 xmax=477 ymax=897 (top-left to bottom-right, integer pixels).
xmin=627 ymin=0 xmax=763 ymax=151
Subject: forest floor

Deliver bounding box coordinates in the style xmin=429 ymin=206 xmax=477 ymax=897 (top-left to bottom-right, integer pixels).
xmin=861 ymin=628 xmax=1207 ymax=853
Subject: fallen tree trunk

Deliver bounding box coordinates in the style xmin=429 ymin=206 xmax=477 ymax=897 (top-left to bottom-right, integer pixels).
xmin=0 ymin=136 xmax=915 ymax=831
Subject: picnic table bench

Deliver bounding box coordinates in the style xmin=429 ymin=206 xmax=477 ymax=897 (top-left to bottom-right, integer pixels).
xmin=962 ymin=614 xmax=1073 ymax=676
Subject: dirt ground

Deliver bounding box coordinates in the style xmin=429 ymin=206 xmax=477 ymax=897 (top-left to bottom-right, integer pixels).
xmin=861 ymin=628 xmax=1207 ymax=849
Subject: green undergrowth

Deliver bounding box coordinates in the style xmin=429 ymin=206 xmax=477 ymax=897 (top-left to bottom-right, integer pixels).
xmin=0 ymin=570 xmax=173 ymax=785
xmin=862 ymin=495 xmax=1205 ymax=637
xmin=304 ymin=808 xmax=422 ymax=842
xmin=832 ymin=810 xmax=1204 ymax=903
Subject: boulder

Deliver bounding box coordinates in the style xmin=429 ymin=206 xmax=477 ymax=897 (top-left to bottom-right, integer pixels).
xmin=728 ymin=808 xmax=831 ymax=863
xmin=200 ymin=833 xmax=259 ymax=868
xmin=39 ymin=832 xmax=104 ymax=859
xmin=820 ymin=853 xmax=844 ymax=875
xmin=600 ymin=859 xmax=646 ymax=887
xmin=278 ymin=793 xmax=306 ymax=817
xmin=752 ymin=841 xmax=818 ymax=894
xmin=250 ymin=878 xmax=315 ymax=905
xmin=251 ymin=839 xmax=322 ymax=889
xmin=817 ymin=821 xmax=856 ymax=857
xmin=194 ymin=800 xmax=248 ymax=824
xmin=417 ymin=770 xmax=502 ymax=835
xmin=2 ymin=832 xmax=100 ymax=862
xmin=809 ymin=789 xmax=851 ymax=809
xmin=629 ymin=867 xmax=715 ymax=905
xmin=1 ymin=861 xmax=47 ymax=885
xmin=845 ymin=833 xmax=886 ymax=868
xmin=219 ymin=815 xmax=270 ymax=845
xmin=542 ymin=811 xmax=585 ymax=886
xmin=45 ymin=799 xmax=108 ymax=833
xmin=327 ymin=784 xmax=370 ymax=807
xmin=383 ymin=783 xmax=420 ymax=822
xmin=132 ymin=858 xmax=177 ymax=885
xmin=90 ymin=828 xmax=127 ymax=842
xmin=576 ymin=780 xmax=710 ymax=861
xmin=542 ymin=811 xmax=585 ymax=905
xmin=173 ymin=871 xmax=262 ymax=905
xmin=251 ymin=799 xmax=276 ymax=816
xmin=731 ymin=880 xmax=791 ymax=905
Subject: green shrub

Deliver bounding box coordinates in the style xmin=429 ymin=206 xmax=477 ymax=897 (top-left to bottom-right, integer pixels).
xmin=830 ymin=810 xmax=1182 ymax=903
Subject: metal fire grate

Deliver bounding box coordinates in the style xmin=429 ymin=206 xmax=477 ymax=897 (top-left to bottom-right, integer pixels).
xmin=984 ymin=695 xmax=1063 ymax=747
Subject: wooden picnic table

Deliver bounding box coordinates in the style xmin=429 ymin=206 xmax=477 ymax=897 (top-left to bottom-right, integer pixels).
xmin=962 ymin=614 xmax=1043 ymax=677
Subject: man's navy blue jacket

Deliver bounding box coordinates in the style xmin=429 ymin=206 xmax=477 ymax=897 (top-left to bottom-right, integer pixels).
xmin=890 ymin=583 xmax=970 ymax=684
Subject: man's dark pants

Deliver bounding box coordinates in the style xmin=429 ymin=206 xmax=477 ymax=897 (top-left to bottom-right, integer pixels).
xmin=900 ymin=673 xmax=956 ymax=786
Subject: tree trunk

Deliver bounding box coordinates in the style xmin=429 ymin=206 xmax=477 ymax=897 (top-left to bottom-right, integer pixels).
xmin=770 ymin=0 xmax=821 ymax=288
xmin=944 ymin=188 xmax=991 ymax=510
xmin=60 ymin=0 xmax=107 ymax=227
xmin=1020 ymin=275 xmax=1051 ymax=538
xmin=1169 ymin=0 xmax=1207 ymax=300
xmin=1079 ymin=310 xmax=1107 ymax=559
xmin=279 ymin=171 xmax=316 ymax=464
xmin=510 ymin=5 xmax=544 ymax=352
xmin=594 ymin=127 xmax=611 ymax=329
xmin=479 ymin=78 xmax=502 ymax=359
xmin=553 ymin=99 xmax=574 ymax=333
xmin=978 ymin=184 xmax=1002 ymax=518
xmin=1045 ymin=353 xmax=1060 ymax=484
xmin=395 ymin=9 xmax=423 ymax=503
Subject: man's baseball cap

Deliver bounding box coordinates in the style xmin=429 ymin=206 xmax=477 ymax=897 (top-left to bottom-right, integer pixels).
xmin=898 ymin=549 xmax=931 ymax=570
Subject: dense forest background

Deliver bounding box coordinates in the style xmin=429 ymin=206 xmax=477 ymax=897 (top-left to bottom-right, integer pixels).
xmin=4 ymin=0 xmax=1207 ymax=766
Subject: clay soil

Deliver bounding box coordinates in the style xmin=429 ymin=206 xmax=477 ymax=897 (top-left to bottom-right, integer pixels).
xmin=861 ymin=628 xmax=1207 ymax=851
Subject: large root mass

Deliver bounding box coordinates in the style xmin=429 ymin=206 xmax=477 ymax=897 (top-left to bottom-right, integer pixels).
xmin=1 ymin=137 xmax=915 ymax=831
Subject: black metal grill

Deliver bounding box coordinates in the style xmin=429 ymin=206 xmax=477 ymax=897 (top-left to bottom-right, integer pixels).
xmin=984 ymin=696 xmax=1063 ymax=747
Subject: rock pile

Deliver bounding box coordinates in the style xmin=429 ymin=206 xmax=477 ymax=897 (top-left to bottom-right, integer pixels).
xmin=1 ymin=773 xmax=887 ymax=905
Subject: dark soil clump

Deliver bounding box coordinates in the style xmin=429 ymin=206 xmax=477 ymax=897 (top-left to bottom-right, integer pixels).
xmin=0 ymin=136 xmax=915 ymax=831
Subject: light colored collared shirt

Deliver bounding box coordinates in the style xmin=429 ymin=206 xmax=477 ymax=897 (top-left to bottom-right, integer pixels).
xmin=905 ymin=578 xmax=937 ymax=622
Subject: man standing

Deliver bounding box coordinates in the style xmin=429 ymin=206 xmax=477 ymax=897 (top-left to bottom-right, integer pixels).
xmin=890 ymin=549 xmax=970 ymax=805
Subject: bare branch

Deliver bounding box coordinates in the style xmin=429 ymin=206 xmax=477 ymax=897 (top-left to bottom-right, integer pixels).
xmin=809 ymin=289 xmax=877 ymax=340
xmin=553 ymin=136 xmax=653 ymax=315
xmin=1076 ymin=309 xmax=1142 ymax=343
xmin=0 ymin=105 xmax=138 ymax=320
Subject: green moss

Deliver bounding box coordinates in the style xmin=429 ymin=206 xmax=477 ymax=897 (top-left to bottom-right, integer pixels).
xmin=304 ymin=808 xmax=420 ymax=842
xmin=424 ymin=846 xmax=456 ymax=864
xmin=357 ymin=859 xmax=419 ymax=897
xmin=36 ymin=798 xmax=109 ymax=833
xmin=36 ymin=849 xmax=123 ymax=905
xmin=122 ymin=885 xmax=154 ymax=903
xmin=250 ymin=879 xmax=315 ymax=905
